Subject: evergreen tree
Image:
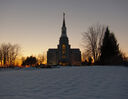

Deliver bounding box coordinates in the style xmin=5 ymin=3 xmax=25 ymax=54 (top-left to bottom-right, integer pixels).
xmin=22 ymin=56 xmax=38 ymax=67
xmin=99 ymin=27 xmax=121 ymax=65
xmin=88 ymin=57 xmax=92 ymax=65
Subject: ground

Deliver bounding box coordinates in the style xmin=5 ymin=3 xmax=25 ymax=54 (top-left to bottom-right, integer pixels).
xmin=0 ymin=66 xmax=128 ymax=99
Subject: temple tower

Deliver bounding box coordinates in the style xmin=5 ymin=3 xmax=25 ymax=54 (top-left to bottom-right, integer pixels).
xmin=58 ymin=13 xmax=71 ymax=65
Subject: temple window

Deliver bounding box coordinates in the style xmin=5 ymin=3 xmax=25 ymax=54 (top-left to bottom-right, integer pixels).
xmin=62 ymin=44 xmax=66 ymax=54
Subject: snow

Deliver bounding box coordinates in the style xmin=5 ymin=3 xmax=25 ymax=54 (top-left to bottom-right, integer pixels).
xmin=0 ymin=66 xmax=128 ymax=99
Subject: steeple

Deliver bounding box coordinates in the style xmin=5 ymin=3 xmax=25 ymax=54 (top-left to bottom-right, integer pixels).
xmin=63 ymin=12 xmax=66 ymax=27
xmin=61 ymin=12 xmax=67 ymax=37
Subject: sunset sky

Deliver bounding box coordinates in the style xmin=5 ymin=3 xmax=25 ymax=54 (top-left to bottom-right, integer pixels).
xmin=0 ymin=0 xmax=128 ymax=57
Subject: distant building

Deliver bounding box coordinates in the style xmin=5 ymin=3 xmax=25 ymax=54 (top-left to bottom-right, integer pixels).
xmin=47 ymin=13 xmax=81 ymax=66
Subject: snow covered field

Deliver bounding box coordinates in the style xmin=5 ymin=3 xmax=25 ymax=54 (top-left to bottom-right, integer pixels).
xmin=0 ymin=66 xmax=128 ymax=99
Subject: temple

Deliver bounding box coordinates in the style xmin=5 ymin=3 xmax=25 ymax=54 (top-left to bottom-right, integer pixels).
xmin=47 ymin=13 xmax=81 ymax=66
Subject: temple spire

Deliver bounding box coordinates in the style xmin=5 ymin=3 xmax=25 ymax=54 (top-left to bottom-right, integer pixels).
xmin=61 ymin=12 xmax=67 ymax=37
xmin=63 ymin=12 xmax=66 ymax=27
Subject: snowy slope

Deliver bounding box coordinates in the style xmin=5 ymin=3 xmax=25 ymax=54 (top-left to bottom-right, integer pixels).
xmin=0 ymin=66 xmax=128 ymax=99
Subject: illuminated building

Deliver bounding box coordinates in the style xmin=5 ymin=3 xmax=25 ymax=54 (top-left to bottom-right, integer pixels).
xmin=47 ymin=13 xmax=81 ymax=66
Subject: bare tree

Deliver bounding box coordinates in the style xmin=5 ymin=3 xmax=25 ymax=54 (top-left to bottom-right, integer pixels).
xmin=81 ymin=52 xmax=86 ymax=62
xmin=1 ymin=43 xmax=10 ymax=66
xmin=9 ymin=44 xmax=20 ymax=65
xmin=0 ymin=48 xmax=2 ymax=66
xmin=82 ymin=24 xmax=106 ymax=62
xmin=37 ymin=53 xmax=45 ymax=65
xmin=0 ymin=43 xmax=20 ymax=67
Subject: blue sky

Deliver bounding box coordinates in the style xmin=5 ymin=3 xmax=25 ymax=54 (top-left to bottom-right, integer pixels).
xmin=0 ymin=0 xmax=128 ymax=56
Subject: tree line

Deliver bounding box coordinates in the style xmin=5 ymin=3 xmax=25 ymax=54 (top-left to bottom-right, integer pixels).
xmin=0 ymin=43 xmax=20 ymax=67
xmin=0 ymin=24 xmax=128 ymax=67
xmin=21 ymin=54 xmax=45 ymax=67
xmin=82 ymin=24 xmax=128 ymax=65
xmin=0 ymin=43 xmax=46 ymax=67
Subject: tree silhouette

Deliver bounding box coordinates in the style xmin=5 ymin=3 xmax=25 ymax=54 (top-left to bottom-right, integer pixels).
xmin=82 ymin=24 xmax=106 ymax=62
xmin=37 ymin=53 xmax=45 ymax=65
xmin=88 ymin=57 xmax=93 ymax=65
xmin=0 ymin=43 xmax=20 ymax=67
xmin=99 ymin=27 xmax=122 ymax=65
xmin=22 ymin=56 xmax=38 ymax=67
